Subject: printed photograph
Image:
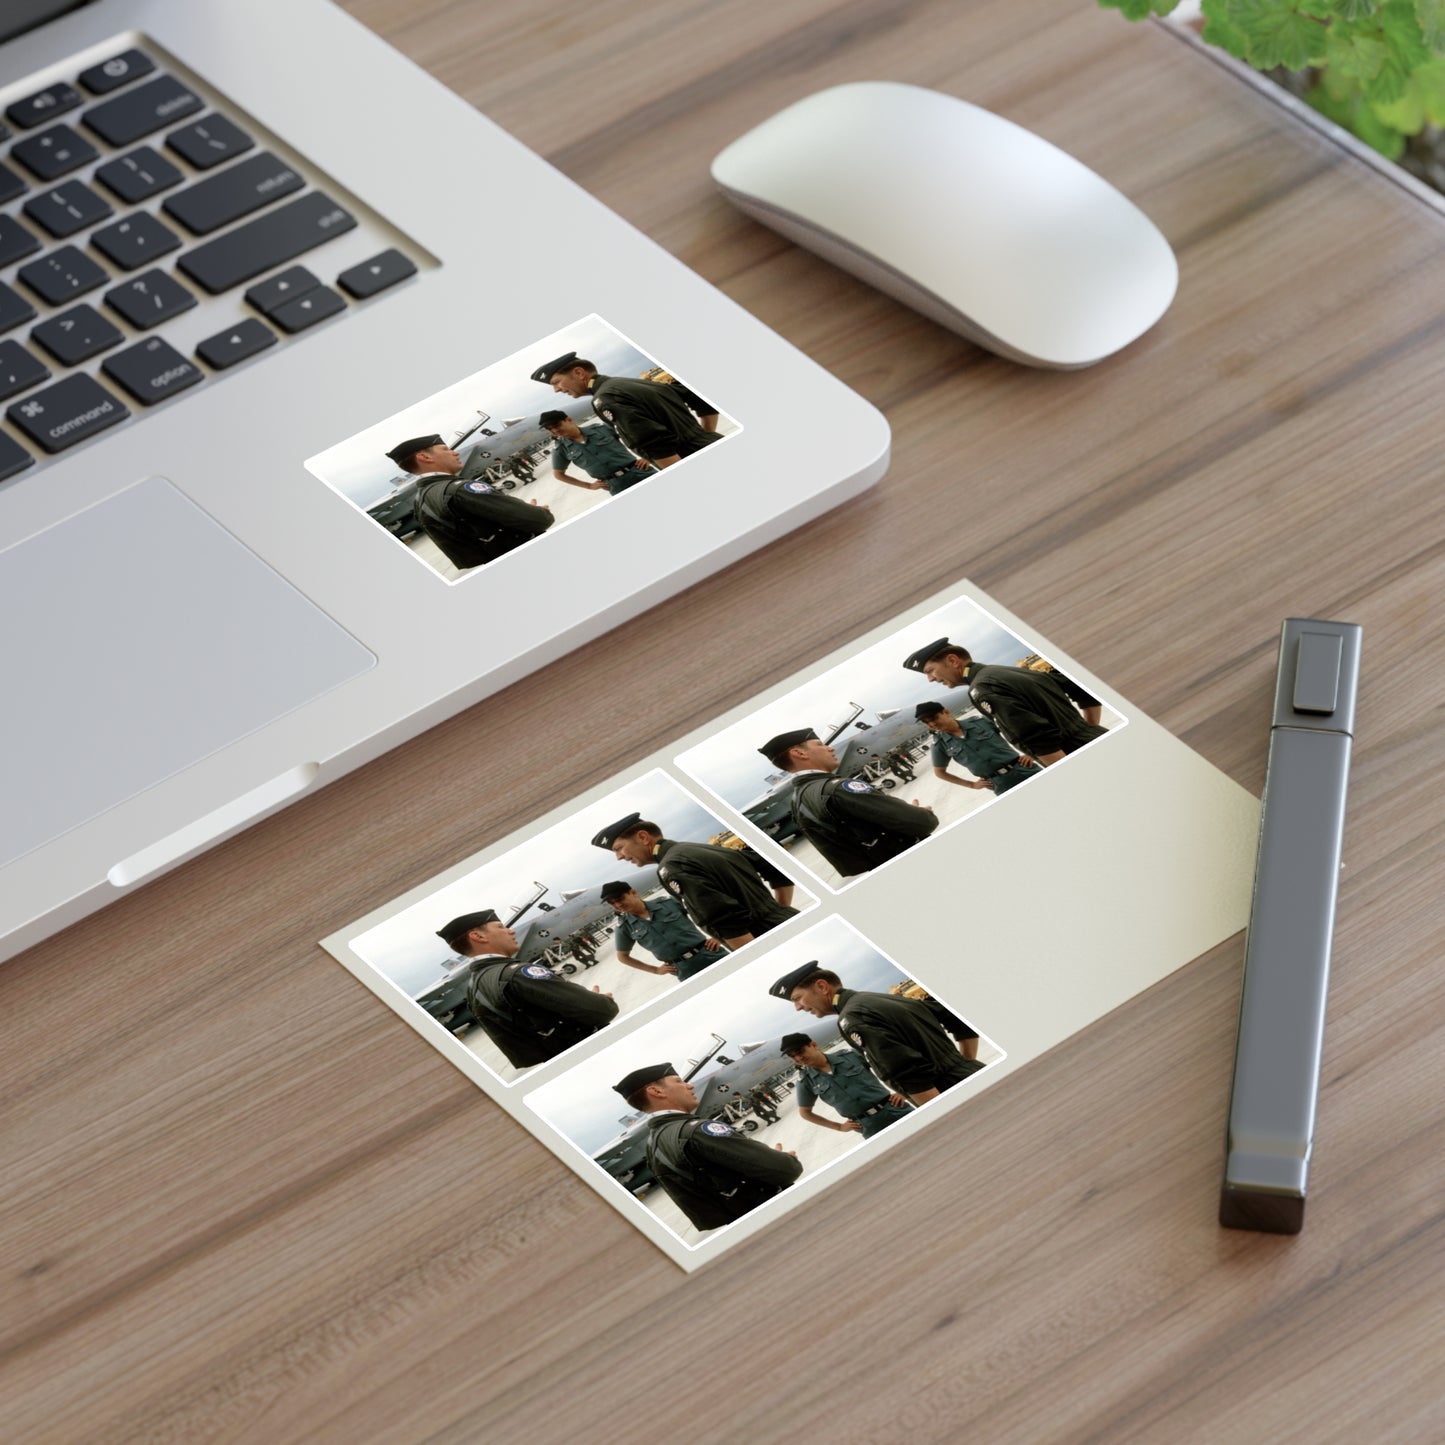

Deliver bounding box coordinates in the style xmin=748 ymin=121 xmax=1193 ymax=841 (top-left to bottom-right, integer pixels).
xmin=347 ymin=770 xmax=814 ymax=1085
xmin=305 ymin=314 xmax=740 ymax=581
xmin=675 ymin=592 xmax=1127 ymax=891
xmin=527 ymin=916 xmax=1003 ymax=1251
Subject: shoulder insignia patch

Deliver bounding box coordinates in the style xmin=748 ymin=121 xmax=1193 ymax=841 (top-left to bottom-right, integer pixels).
xmin=843 ymin=779 xmax=871 ymax=794
xmin=465 ymin=480 xmax=494 ymax=493
xmin=701 ymin=1120 xmax=732 ymax=1137
xmin=521 ymin=964 xmax=555 ymax=980
xmin=664 ymin=878 xmax=684 ymax=897
xmin=601 ymin=408 xmax=615 ymax=422
xmin=849 ymin=1031 xmax=865 ymax=1048
xmin=976 ymin=699 xmax=993 ymax=715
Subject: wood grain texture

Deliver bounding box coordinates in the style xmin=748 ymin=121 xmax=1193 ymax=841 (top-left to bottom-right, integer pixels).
xmin=3 ymin=2 xmax=1442 ymax=1440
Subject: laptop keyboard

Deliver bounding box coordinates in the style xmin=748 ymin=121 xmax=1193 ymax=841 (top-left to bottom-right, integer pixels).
xmin=0 ymin=42 xmax=426 ymax=483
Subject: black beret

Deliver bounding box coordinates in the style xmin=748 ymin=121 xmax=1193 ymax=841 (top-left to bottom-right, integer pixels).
xmin=436 ymin=909 xmax=499 ymax=949
xmin=599 ymin=880 xmax=635 ymax=903
xmin=780 ymin=1032 xmax=813 ymax=1053
xmin=614 ymin=1062 xmax=676 ymax=1099
xmin=758 ymin=727 xmax=818 ymax=763
xmin=385 ymin=433 xmax=443 ymax=466
xmin=769 ymin=960 xmax=827 ymax=1000
xmin=902 ymin=637 xmax=964 ymax=672
xmin=538 ymin=410 xmax=568 ymax=427
xmin=591 ymin=812 xmax=643 ymax=849
xmin=914 ymin=700 xmax=948 ymax=719
xmin=530 ymin=350 xmax=579 ymax=383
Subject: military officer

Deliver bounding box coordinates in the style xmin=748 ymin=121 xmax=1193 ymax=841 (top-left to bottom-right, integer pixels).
xmin=385 ymin=433 xmax=554 ymax=570
xmin=780 ymin=1032 xmax=913 ymax=1138
xmin=770 ymin=961 xmax=985 ymax=1105
xmin=759 ymin=727 xmax=938 ymax=878
xmin=614 ymin=1063 xmax=802 ymax=1230
xmin=531 ymin=351 xmax=721 ymax=467
xmin=902 ymin=637 xmax=1107 ymax=764
xmin=599 ymin=880 xmax=728 ymax=982
xmin=746 ymin=1084 xmax=780 ymax=1125
xmin=539 ymin=410 xmax=657 ymax=495
xmin=913 ymin=699 xmax=1038 ymax=795
xmin=436 ymin=909 xmax=617 ymax=1068
xmin=592 ymin=813 xmax=796 ymax=948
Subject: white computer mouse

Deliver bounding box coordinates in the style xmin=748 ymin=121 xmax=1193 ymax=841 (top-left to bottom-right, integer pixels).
xmin=711 ymin=81 xmax=1178 ymax=369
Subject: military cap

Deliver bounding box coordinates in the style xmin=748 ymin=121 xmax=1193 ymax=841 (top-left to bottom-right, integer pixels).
xmin=768 ymin=959 xmax=828 ymax=1000
xmin=902 ymin=637 xmax=965 ymax=672
xmin=385 ymin=433 xmax=444 ymax=467
xmin=780 ymin=1032 xmax=814 ymax=1054
xmin=599 ymin=880 xmax=635 ymax=903
xmin=530 ymin=350 xmax=579 ymax=383
xmin=614 ymin=1062 xmax=676 ymax=1099
xmin=913 ymin=700 xmax=948 ymax=720
xmin=759 ymin=727 xmax=818 ymax=764
xmin=538 ymin=409 xmax=568 ymax=428
xmin=591 ymin=812 xmax=644 ymax=849
xmin=436 ymin=909 xmax=499 ymax=949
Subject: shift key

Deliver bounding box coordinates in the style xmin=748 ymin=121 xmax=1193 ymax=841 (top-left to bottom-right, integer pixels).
xmin=178 ymin=192 xmax=356 ymax=294
xmin=163 ymin=151 xmax=303 ymax=236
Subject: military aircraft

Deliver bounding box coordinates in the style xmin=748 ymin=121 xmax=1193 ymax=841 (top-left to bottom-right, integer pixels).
xmin=592 ymin=1022 xmax=842 ymax=1192
xmin=413 ymin=863 xmax=659 ymax=1032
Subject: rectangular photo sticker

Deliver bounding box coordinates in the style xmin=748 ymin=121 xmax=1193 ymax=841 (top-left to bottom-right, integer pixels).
xmin=305 ymin=313 xmax=740 ymax=582
xmin=526 ymin=914 xmax=1003 ymax=1263
xmin=675 ymin=591 xmax=1126 ymax=892
xmin=344 ymin=769 xmax=815 ymax=1089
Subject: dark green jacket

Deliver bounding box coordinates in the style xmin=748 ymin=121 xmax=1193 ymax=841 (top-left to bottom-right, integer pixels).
xmin=589 ymin=374 xmax=720 ymax=461
xmin=834 ymin=987 xmax=982 ymax=1096
xmin=644 ymin=1112 xmax=801 ymax=1229
xmin=789 ymin=772 xmax=937 ymax=877
xmin=654 ymin=838 xmax=795 ymax=939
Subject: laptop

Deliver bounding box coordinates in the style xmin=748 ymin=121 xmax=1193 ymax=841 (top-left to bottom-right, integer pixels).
xmin=0 ymin=0 xmax=890 ymax=963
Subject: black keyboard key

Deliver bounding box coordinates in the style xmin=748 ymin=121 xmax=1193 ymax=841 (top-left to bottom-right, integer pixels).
xmin=78 ymin=49 xmax=156 ymax=96
xmin=91 ymin=213 xmax=181 ymax=271
xmin=8 ymin=372 xmax=128 ymax=452
xmin=104 ymin=268 xmax=196 ymax=329
xmin=244 ymin=265 xmax=320 ymax=315
xmin=197 ymin=318 xmax=276 ymax=370
xmin=6 ymin=83 xmax=83 ymax=131
xmin=23 ymin=180 xmax=113 ymax=239
xmin=0 ymin=215 xmax=43 ymax=268
xmin=83 ymin=75 xmax=202 ymax=148
xmin=0 ymin=283 xmax=37 ymax=336
xmin=0 ymin=430 xmax=34 ymax=483
xmin=338 ymin=248 xmax=417 ymax=300
xmin=32 ymin=304 xmax=124 ymax=366
xmin=17 ymin=245 xmax=108 ymax=306
xmin=95 ymin=146 xmax=183 ymax=205
xmin=163 ymin=152 xmax=303 ymax=236
xmin=271 ymin=285 xmax=345 ymax=333
xmin=166 ymin=114 xmax=253 ymax=170
xmin=0 ymin=161 xmax=28 ymax=205
xmin=11 ymin=124 xmax=98 ymax=182
xmin=178 ymin=192 xmax=356 ymax=295
xmin=103 ymin=336 xmax=203 ymax=407
xmin=0 ymin=340 xmax=50 ymax=401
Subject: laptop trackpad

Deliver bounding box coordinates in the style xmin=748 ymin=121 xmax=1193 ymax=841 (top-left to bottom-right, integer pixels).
xmin=1 ymin=477 xmax=375 ymax=868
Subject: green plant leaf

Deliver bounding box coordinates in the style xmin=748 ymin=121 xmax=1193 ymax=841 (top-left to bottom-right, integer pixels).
xmin=1201 ymin=0 xmax=1254 ymax=55
xmin=1380 ymin=0 xmax=1432 ymax=64
xmin=1096 ymin=0 xmax=1180 ymax=17
xmin=1410 ymin=54 xmax=1445 ymax=118
xmin=1371 ymin=71 xmax=1428 ymax=123
xmin=1325 ymin=26 xmax=1391 ymax=77
xmin=1416 ymin=0 xmax=1445 ymax=49
xmin=1337 ymin=0 xmax=1382 ymax=19
xmin=1308 ymin=79 xmax=1409 ymax=151
xmin=1223 ymin=0 xmax=1327 ymax=69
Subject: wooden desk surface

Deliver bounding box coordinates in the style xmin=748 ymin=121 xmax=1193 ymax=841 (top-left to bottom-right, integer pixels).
xmin=3 ymin=2 xmax=1441 ymax=1439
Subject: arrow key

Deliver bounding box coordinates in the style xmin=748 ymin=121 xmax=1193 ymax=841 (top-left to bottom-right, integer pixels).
xmin=270 ymin=284 xmax=346 ymax=334
xmin=244 ymin=266 xmax=320 ymax=317
xmin=196 ymin=318 xmax=276 ymax=370
xmin=337 ymin=248 xmax=416 ymax=300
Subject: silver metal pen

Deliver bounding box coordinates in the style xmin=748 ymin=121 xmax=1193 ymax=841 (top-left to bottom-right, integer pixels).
xmin=1220 ymin=617 xmax=1362 ymax=1234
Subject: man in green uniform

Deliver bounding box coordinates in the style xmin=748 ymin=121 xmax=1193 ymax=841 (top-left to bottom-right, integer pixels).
xmin=539 ymin=410 xmax=657 ymax=495
xmin=385 ymin=433 xmax=554 ymax=570
xmin=614 ymin=1062 xmax=802 ymax=1230
xmin=902 ymin=636 xmax=1107 ymax=764
xmin=436 ymin=909 xmax=617 ymax=1069
xmin=759 ymin=727 xmax=938 ymax=878
xmin=770 ymin=961 xmax=984 ymax=1105
xmin=599 ymin=880 xmax=727 ymax=982
xmin=913 ymin=699 xmax=1038 ymax=795
xmin=592 ymin=812 xmax=796 ymax=948
xmin=781 ymin=1032 xmax=913 ymax=1138
xmin=531 ymin=351 xmax=721 ymax=467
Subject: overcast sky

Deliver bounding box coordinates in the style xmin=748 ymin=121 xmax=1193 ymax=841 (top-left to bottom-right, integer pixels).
xmin=351 ymin=771 xmax=729 ymax=997
xmin=527 ymin=917 xmax=910 ymax=1154
xmin=307 ymin=314 xmax=666 ymax=507
xmin=678 ymin=595 xmax=1039 ymax=807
